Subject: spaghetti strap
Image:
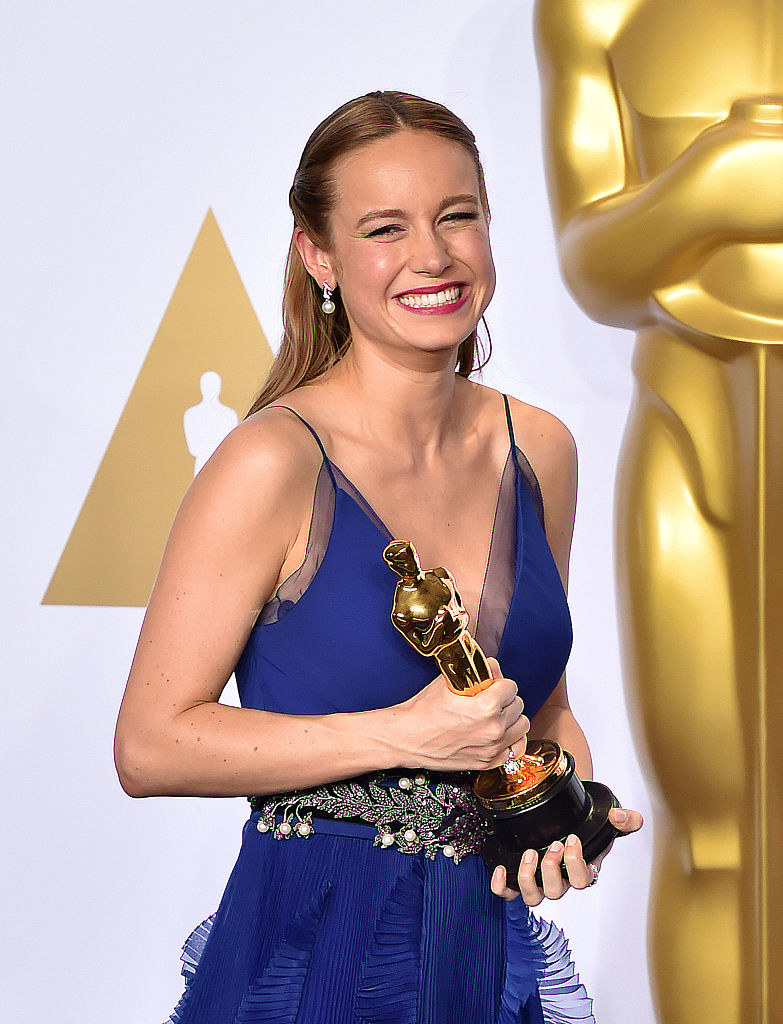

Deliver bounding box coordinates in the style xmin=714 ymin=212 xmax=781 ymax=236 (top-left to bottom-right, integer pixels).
xmin=274 ymin=405 xmax=337 ymax=487
xmin=502 ymin=393 xmax=547 ymax=533
xmin=502 ymin=394 xmax=521 ymax=471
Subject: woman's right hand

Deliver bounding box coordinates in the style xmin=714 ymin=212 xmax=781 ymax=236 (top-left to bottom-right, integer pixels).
xmin=389 ymin=657 xmax=529 ymax=772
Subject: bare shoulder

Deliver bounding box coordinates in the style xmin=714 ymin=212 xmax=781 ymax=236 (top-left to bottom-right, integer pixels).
xmin=505 ymin=394 xmax=577 ymax=481
xmin=192 ymin=404 xmax=322 ymax=501
xmin=504 ymin=394 xmax=578 ymax=579
xmin=163 ymin=403 xmax=325 ymax=564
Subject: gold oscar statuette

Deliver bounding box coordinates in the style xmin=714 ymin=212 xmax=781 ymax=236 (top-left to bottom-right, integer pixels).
xmin=383 ymin=538 xmax=623 ymax=887
xmin=535 ymin=4 xmax=783 ymax=1019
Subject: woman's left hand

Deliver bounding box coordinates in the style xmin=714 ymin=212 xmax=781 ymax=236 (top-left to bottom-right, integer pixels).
xmin=489 ymin=806 xmax=644 ymax=906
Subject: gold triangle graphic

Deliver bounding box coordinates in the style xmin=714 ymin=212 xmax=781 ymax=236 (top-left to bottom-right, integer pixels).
xmin=44 ymin=209 xmax=273 ymax=607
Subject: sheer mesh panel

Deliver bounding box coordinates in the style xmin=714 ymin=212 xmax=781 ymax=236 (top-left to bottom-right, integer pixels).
xmin=473 ymin=451 xmax=516 ymax=657
xmin=257 ymin=462 xmax=395 ymax=626
xmin=257 ymin=447 xmax=546 ymax=646
xmin=515 ymin=447 xmax=545 ymax=532
xmin=258 ymin=462 xmax=335 ymax=625
xmin=331 ymin=465 xmax=394 ymax=540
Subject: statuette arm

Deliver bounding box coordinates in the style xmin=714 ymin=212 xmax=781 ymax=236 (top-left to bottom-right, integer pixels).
xmin=535 ymin=0 xmax=783 ymax=330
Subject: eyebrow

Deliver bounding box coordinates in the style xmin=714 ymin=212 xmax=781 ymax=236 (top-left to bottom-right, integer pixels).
xmin=354 ymin=193 xmax=479 ymax=229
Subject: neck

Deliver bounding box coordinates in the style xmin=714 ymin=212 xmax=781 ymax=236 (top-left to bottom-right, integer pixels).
xmin=401 ymin=570 xmax=423 ymax=584
xmin=326 ymin=340 xmax=469 ymax=458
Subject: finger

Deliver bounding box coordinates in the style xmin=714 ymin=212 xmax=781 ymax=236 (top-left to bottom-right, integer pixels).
xmin=487 ymin=657 xmax=503 ymax=680
xmin=484 ymin=678 xmax=519 ymax=709
xmin=499 ymin=701 xmax=529 ymax=734
xmin=591 ymin=809 xmax=645 ymax=871
xmin=486 ymin=731 xmax=529 ymax=771
xmin=516 ymin=849 xmax=545 ymax=907
xmin=473 ymin=679 xmax=517 ymax=715
xmin=490 ymin=712 xmax=528 ymax=757
xmin=489 ymin=864 xmax=519 ymax=902
xmin=540 ymin=841 xmax=570 ymax=900
xmin=498 ymin=692 xmax=526 ymax=719
xmin=563 ymin=834 xmax=593 ymax=889
xmin=609 ymin=808 xmax=644 ymax=834
xmin=502 ymin=715 xmax=530 ymax=750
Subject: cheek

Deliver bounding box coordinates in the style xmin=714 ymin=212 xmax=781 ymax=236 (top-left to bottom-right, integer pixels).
xmin=470 ymin=234 xmax=496 ymax=292
xmin=339 ymin=249 xmax=399 ymax=308
xmin=469 ymin=230 xmax=494 ymax=269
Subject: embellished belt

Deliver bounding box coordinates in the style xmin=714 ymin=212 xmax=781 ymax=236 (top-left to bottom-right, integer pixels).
xmin=248 ymin=771 xmax=491 ymax=864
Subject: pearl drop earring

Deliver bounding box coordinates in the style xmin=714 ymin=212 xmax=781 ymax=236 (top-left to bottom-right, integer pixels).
xmin=321 ymin=282 xmax=335 ymax=315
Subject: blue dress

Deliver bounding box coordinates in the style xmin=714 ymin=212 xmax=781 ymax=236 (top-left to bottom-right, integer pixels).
xmin=166 ymin=395 xmax=595 ymax=1024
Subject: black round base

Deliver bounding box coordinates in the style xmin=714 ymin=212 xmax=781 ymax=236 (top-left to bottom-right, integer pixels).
xmin=481 ymin=780 xmax=622 ymax=890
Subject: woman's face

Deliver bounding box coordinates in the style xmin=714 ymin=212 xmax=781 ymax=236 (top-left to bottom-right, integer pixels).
xmin=323 ymin=129 xmax=495 ymax=366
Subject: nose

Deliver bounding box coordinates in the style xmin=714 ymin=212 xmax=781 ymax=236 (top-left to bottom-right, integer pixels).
xmin=409 ymin=228 xmax=452 ymax=276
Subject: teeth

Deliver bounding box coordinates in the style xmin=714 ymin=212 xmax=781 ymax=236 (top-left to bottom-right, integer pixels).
xmin=398 ymin=286 xmax=461 ymax=308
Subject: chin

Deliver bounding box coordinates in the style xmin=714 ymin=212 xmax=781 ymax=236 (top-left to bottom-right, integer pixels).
xmin=406 ymin=338 xmax=472 ymax=363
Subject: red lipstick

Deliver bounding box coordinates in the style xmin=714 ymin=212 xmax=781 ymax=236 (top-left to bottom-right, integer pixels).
xmin=394 ymin=282 xmax=470 ymax=315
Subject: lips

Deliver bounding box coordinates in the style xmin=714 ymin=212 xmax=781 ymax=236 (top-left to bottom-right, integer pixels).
xmin=395 ymin=283 xmax=469 ymax=314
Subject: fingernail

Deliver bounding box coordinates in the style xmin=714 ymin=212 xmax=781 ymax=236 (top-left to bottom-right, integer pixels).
xmin=523 ymin=850 xmax=537 ymax=864
xmin=566 ymin=834 xmax=578 ymax=847
xmin=613 ymin=809 xmax=628 ymax=823
xmin=549 ymin=841 xmax=563 ymax=854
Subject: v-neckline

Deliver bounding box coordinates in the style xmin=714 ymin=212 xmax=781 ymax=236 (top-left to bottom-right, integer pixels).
xmin=328 ymin=451 xmax=522 ymax=660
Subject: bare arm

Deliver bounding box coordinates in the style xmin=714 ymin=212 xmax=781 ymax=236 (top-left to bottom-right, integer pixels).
xmin=530 ymin=680 xmax=592 ymax=780
xmin=535 ymin=0 xmax=783 ymax=328
xmin=507 ymin=397 xmax=592 ymax=778
xmin=115 ymin=412 xmax=395 ymax=797
xmin=493 ymin=399 xmax=641 ymax=903
xmin=114 ymin=411 xmax=530 ymax=798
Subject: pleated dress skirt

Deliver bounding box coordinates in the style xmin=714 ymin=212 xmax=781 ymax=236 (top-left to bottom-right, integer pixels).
xmin=165 ymin=815 xmax=595 ymax=1024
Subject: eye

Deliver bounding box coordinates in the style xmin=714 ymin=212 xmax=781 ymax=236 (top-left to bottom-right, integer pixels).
xmin=441 ymin=210 xmax=479 ymax=225
xmin=366 ymin=223 xmax=404 ymax=238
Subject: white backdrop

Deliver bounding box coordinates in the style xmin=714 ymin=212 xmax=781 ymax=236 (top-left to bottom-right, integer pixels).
xmin=1 ymin=2 xmax=655 ymax=1022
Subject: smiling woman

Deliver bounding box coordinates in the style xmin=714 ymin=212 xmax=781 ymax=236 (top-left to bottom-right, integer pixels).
xmin=114 ymin=90 xmax=641 ymax=1024
xmin=247 ymin=92 xmax=494 ymax=414
xmin=293 ymin=128 xmax=496 ymax=373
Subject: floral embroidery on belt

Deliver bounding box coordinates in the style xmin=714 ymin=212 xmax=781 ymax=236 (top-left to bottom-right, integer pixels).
xmin=249 ymin=773 xmax=490 ymax=864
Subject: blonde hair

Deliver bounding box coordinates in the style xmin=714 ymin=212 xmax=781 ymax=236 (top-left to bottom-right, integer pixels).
xmin=248 ymin=91 xmax=491 ymax=416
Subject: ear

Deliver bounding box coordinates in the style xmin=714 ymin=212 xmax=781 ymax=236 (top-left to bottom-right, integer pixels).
xmin=294 ymin=227 xmax=336 ymax=290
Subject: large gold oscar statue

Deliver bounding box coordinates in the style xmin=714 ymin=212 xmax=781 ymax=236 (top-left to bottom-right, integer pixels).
xmin=534 ymin=3 xmax=783 ymax=1023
